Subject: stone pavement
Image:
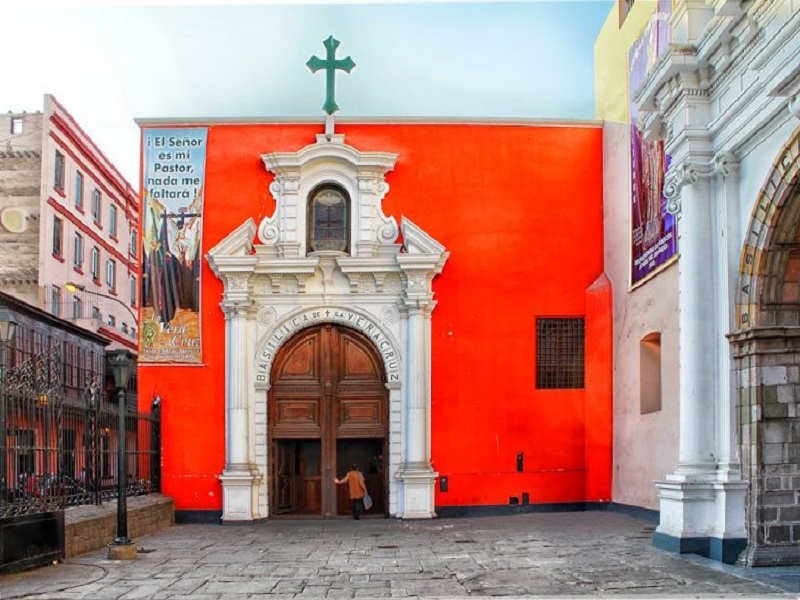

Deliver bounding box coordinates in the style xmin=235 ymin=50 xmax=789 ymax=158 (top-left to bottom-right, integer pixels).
xmin=1 ymin=511 xmax=799 ymax=599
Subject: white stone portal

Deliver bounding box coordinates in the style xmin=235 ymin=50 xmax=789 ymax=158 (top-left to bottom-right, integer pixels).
xmin=207 ymin=133 xmax=448 ymax=522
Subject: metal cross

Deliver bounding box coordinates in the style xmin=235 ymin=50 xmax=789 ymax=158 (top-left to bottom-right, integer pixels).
xmin=306 ymin=36 xmax=356 ymax=115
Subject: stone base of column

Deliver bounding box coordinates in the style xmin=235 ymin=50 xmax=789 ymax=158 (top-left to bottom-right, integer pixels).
xmin=740 ymin=544 xmax=800 ymax=567
xmin=220 ymin=467 xmax=262 ymax=523
xmin=395 ymin=465 xmax=438 ymax=519
xmin=654 ymin=477 xmax=747 ymax=564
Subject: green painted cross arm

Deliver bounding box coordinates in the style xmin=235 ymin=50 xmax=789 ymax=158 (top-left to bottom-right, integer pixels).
xmin=307 ymin=35 xmax=356 ymax=115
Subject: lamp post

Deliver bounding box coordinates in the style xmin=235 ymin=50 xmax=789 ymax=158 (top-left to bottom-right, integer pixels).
xmin=0 ymin=308 xmax=18 ymax=504
xmin=65 ymin=282 xmax=138 ymax=323
xmin=107 ymin=349 xmax=137 ymax=560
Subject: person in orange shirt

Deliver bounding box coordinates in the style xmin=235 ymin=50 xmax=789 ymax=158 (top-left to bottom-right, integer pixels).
xmin=334 ymin=463 xmax=367 ymax=519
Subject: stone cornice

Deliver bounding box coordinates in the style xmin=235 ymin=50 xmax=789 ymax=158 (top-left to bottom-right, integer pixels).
xmin=261 ymin=134 xmax=398 ymax=175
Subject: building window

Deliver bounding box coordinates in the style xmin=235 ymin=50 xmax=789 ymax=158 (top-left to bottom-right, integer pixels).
xmin=92 ymin=305 xmax=101 ymax=320
xmin=51 ymin=285 xmax=61 ymax=317
xmin=54 ymin=150 xmax=65 ymax=191
xmin=72 ymin=296 xmax=82 ymax=319
xmin=130 ymin=275 xmax=137 ymax=306
xmin=107 ymin=314 xmax=116 ymax=327
xmin=75 ymin=171 xmax=84 ymax=210
xmin=92 ymin=190 xmax=102 ymax=223
xmin=73 ymin=232 xmax=84 ymax=268
xmin=91 ymin=247 xmax=100 ymax=280
xmin=535 ymin=317 xmax=585 ymax=389
xmin=10 ymin=117 xmax=23 ymax=134
xmin=109 ymin=204 xmax=117 ymax=237
xmin=130 ymin=228 xmax=138 ymax=258
xmin=52 ymin=217 xmax=63 ymax=256
xmin=640 ymin=332 xmax=662 ymax=414
xmin=106 ymin=259 xmax=116 ymax=292
xmin=121 ymin=322 xmax=129 ymax=334
xmin=307 ymin=185 xmax=349 ymax=254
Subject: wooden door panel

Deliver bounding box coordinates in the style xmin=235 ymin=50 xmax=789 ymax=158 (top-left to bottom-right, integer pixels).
xmin=340 ymin=336 xmax=383 ymax=382
xmin=302 ymin=477 xmax=322 ymax=513
xmin=270 ymin=324 xmax=388 ymax=517
xmin=278 ymin=337 xmax=319 ymax=380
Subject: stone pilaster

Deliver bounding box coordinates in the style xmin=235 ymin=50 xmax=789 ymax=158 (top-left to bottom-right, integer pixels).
xmin=219 ymin=275 xmax=261 ymax=523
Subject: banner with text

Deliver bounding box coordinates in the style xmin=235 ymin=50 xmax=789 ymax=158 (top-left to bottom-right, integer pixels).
xmin=629 ymin=0 xmax=676 ymax=285
xmin=140 ymin=128 xmax=207 ymax=363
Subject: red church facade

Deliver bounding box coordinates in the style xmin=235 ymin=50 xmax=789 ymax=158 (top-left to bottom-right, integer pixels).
xmin=136 ymin=120 xmax=610 ymax=521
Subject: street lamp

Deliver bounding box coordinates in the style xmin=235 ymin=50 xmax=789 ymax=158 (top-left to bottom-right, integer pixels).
xmin=0 ymin=308 xmax=18 ymax=503
xmin=107 ymin=349 xmax=137 ymax=560
xmin=65 ymin=282 xmax=138 ymax=322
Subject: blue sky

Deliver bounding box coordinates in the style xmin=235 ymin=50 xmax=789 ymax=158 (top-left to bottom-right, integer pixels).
xmin=3 ymin=1 xmax=612 ymax=184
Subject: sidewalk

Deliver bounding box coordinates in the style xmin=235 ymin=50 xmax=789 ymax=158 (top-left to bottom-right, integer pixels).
xmin=1 ymin=511 xmax=798 ymax=599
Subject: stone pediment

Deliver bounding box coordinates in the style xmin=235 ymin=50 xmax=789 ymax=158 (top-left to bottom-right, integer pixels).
xmin=257 ymin=134 xmax=400 ymax=259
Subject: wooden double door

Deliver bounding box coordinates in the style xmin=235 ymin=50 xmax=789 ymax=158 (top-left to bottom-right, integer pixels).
xmin=269 ymin=324 xmax=388 ymax=517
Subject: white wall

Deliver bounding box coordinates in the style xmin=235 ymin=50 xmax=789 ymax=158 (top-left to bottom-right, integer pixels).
xmin=603 ymin=121 xmax=680 ymax=509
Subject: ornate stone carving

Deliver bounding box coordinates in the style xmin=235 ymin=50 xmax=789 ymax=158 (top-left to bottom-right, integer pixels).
xmin=279 ymin=277 xmax=299 ymax=295
xmin=257 ymin=213 xmax=279 ymax=246
xmin=663 ymin=153 xmax=739 ymax=214
xmin=384 ymin=274 xmax=402 ymax=293
xmin=379 ymin=305 xmax=399 ymax=325
xmin=227 ymin=274 xmax=249 ymax=292
xmin=256 ymin=306 xmax=277 ymax=327
xmin=358 ymin=275 xmax=376 ymax=294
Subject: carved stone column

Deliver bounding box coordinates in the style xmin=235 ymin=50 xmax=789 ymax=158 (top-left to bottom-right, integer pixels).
xmin=655 ymin=155 xmax=746 ymax=562
xmin=394 ymin=220 xmax=448 ymax=519
xmin=219 ymin=275 xmax=261 ymax=523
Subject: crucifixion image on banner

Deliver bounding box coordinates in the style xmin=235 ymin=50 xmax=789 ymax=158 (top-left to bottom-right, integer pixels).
xmin=140 ymin=127 xmax=208 ymax=364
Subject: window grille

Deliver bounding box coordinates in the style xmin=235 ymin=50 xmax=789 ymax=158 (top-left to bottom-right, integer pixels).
xmin=536 ymin=317 xmax=585 ymax=389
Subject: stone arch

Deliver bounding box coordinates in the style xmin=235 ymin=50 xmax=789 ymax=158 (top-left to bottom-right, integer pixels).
xmin=731 ymin=125 xmax=800 ymax=566
xmin=254 ymin=305 xmax=402 ymax=390
xmin=736 ymin=126 xmax=800 ymax=329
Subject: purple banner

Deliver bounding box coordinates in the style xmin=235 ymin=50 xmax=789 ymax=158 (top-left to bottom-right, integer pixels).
xmin=629 ymin=0 xmax=676 ymax=284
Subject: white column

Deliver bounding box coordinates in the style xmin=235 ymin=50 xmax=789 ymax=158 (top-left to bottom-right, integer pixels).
xmin=219 ymin=277 xmax=261 ymax=523
xmin=675 ymin=176 xmax=717 ymax=475
xmin=225 ymin=303 xmax=250 ymax=470
xmin=656 ymin=155 xmax=746 ymax=561
xmin=405 ymin=307 xmax=428 ymax=467
xmin=395 ymin=293 xmax=438 ymax=519
xmin=716 ymin=156 xmax=742 ymax=477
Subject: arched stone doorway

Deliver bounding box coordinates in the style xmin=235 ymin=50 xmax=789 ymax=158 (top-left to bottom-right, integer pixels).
xmin=731 ymin=127 xmax=800 ymax=566
xmin=269 ymin=324 xmax=388 ymax=517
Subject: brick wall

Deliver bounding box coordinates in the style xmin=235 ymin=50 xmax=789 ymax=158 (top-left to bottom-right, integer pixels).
xmin=64 ymin=494 xmax=174 ymax=558
xmin=732 ymin=327 xmax=800 ymax=566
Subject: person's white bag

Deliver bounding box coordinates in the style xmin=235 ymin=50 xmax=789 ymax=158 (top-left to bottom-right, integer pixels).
xmin=363 ymin=492 xmax=373 ymax=510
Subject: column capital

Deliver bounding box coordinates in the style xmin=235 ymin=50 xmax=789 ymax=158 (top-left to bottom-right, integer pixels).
xmin=789 ymin=95 xmax=800 ymax=121
xmin=664 ymin=152 xmax=739 ymax=214
xmin=220 ymin=300 xmax=250 ymax=319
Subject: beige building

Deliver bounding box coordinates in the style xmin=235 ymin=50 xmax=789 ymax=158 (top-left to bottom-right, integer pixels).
xmin=0 ymin=95 xmax=138 ymax=351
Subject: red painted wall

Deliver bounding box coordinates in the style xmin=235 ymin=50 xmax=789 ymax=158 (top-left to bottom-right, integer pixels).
xmin=138 ymin=122 xmax=609 ymax=512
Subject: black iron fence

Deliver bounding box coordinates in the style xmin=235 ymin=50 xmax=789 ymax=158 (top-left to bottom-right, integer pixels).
xmin=1 ymin=349 xmax=159 ymax=519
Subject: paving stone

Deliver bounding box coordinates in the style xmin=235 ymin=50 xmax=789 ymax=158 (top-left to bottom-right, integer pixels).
xmin=1 ymin=512 xmax=798 ymax=598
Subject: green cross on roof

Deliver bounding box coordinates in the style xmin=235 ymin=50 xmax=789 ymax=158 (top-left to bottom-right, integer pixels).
xmin=306 ymin=36 xmax=356 ymax=115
